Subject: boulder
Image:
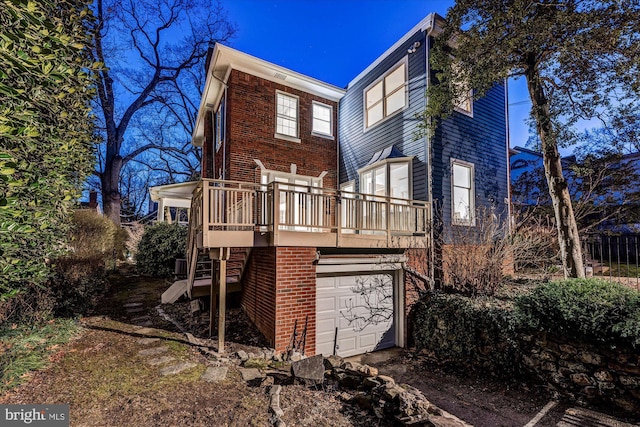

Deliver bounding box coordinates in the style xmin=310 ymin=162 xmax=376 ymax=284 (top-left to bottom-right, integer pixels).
xmin=291 ymin=354 xmax=325 ymax=382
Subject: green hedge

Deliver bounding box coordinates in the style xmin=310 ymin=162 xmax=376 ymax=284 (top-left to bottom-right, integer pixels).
xmin=515 ymin=278 xmax=640 ymax=348
xmin=136 ymin=223 xmax=187 ymax=277
xmin=412 ymin=293 xmax=522 ymax=378
xmin=412 ymin=279 xmax=640 ymax=377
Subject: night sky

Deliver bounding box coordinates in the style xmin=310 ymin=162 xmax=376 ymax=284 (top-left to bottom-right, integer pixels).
xmin=224 ymin=0 xmax=533 ymax=147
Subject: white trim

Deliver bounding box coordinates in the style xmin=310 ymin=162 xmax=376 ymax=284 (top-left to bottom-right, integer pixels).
xmin=357 ymin=156 xmax=414 ymax=200
xmin=275 ymin=91 xmax=299 ymax=140
xmin=450 ymin=158 xmax=476 ymax=226
xmin=363 ymin=57 xmax=409 ymax=131
xmin=315 ymin=256 xmax=406 ymax=351
xmin=311 ymin=101 xmax=334 ymax=138
xmin=454 ymin=88 xmax=474 ymax=117
xmin=348 ymin=13 xmax=442 ymax=89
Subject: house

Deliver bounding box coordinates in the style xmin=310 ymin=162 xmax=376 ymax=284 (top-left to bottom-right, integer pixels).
xmin=158 ymin=13 xmax=509 ymax=358
xmin=510 ymin=146 xmax=640 ymax=232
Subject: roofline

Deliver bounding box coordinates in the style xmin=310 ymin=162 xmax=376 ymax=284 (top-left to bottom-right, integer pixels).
xmin=191 ymin=44 xmax=346 ymax=146
xmin=347 ymin=13 xmax=444 ymax=89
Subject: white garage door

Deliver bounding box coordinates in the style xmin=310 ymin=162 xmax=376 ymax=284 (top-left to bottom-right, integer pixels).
xmin=316 ymin=272 xmax=395 ymax=357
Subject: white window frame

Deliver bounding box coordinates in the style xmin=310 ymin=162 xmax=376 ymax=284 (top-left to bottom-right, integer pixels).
xmin=451 ymin=159 xmax=475 ymax=226
xmin=357 ymin=157 xmax=413 ymax=200
xmin=311 ymin=101 xmax=333 ymax=138
xmin=451 ymin=60 xmax=474 ymax=117
xmin=363 ymin=57 xmax=409 ymax=130
xmin=215 ymin=97 xmax=225 ymax=152
xmin=275 ymin=91 xmax=300 ymax=142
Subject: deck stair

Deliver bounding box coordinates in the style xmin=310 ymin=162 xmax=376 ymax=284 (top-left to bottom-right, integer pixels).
xmin=162 ymin=247 xmax=251 ymax=303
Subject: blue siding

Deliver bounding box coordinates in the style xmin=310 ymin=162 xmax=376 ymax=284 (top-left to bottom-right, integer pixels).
xmin=339 ymin=30 xmax=429 ymax=201
xmin=431 ymin=83 xmax=509 ymax=224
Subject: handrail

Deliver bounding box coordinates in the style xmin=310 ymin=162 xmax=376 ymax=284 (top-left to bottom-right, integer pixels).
xmin=190 ymin=178 xmax=431 ymax=248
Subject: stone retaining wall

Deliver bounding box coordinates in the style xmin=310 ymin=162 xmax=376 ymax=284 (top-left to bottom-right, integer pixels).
xmin=521 ymin=332 xmax=640 ymax=413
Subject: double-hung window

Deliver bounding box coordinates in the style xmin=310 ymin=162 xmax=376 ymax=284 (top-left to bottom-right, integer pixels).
xmin=451 ymin=61 xmax=473 ymax=116
xmin=276 ymin=92 xmax=299 ymax=139
xmin=365 ymin=59 xmax=407 ymax=128
xmin=312 ymin=102 xmax=332 ymax=137
xmin=451 ymin=159 xmax=475 ymax=225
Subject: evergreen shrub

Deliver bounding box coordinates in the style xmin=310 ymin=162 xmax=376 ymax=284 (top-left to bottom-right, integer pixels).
xmin=136 ymin=223 xmax=187 ymax=277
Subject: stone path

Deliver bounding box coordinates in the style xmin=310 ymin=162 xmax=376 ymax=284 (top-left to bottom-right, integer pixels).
xmin=121 ymin=295 xmax=228 ymax=383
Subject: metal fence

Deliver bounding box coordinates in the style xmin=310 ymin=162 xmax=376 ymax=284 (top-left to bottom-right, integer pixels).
xmin=582 ymin=233 xmax=640 ymax=290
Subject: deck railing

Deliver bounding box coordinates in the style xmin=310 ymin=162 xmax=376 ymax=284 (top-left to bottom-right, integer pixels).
xmin=192 ymin=179 xmax=430 ymax=248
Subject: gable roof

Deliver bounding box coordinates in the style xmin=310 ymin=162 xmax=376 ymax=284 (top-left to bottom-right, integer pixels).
xmin=346 ymin=13 xmax=444 ymax=89
xmin=192 ymin=44 xmax=346 ymax=147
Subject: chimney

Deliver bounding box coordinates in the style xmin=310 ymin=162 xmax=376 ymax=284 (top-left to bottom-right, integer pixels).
xmin=89 ymin=191 xmax=98 ymax=209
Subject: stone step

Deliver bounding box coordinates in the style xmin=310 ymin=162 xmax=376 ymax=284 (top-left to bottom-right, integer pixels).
xmin=147 ymin=356 xmax=176 ymax=366
xmin=160 ymin=362 xmax=198 ymax=376
xmin=201 ymin=366 xmax=228 ymax=382
xmin=138 ymin=346 xmax=168 ymax=357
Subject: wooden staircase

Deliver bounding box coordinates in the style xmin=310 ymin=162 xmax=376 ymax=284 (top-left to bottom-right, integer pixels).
xmin=161 ymin=248 xmax=251 ymax=303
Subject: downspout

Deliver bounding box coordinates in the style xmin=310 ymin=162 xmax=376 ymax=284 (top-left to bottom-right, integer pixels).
xmin=504 ymin=77 xmax=512 ymax=233
xmin=425 ymin=15 xmax=436 ymax=285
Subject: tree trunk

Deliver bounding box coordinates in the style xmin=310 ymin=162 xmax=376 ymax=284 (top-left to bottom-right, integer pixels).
xmin=101 ymin=153 xmax=122 ymax=226
xmin=525 ymin=63 xmax=585 ymax=278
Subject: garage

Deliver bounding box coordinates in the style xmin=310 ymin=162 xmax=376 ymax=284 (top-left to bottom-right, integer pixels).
xmin=315 ymin=256 xmax=405 ymax=357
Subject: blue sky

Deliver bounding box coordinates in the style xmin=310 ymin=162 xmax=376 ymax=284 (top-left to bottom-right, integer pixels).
xmin=224 ymin=0 xmax=532 ymax=147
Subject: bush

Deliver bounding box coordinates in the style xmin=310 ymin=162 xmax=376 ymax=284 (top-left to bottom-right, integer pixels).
xmin=136 ymin=223 xmax=187 ymax=277
xmin=48 ymin=255 xmax=108 ymax=317
xmin=70 ymin=210 xmax=127 ymax=267
xmin=516 ymin=278 xmax=640 ymax=348
xmin=412 ymin=292 xmax=522 ymax=378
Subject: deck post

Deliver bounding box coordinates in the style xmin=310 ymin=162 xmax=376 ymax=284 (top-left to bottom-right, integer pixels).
xmin=218 ymin=258 xmax=227 ymax=353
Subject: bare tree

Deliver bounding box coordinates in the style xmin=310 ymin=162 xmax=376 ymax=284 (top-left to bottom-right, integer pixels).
xmin=91 ymin=0 xmax=236 ymax=224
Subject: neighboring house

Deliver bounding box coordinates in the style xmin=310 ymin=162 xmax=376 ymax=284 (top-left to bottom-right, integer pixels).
xmin=510 ymin=146 xmax=640 ymax=232
xmin=158 ymin=13 xmax=509 ymax=358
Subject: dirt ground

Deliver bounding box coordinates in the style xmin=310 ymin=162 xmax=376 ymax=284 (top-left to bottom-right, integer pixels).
xmin=2 ymin=269 xmax=638 ymax=426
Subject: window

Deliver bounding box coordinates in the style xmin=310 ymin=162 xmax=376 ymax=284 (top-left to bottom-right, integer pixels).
xmin=365 ymin=59 xmax=407 ymax=128
xmin=451 ymin=160 xmax=475 ymax=225
xmin=451 ymin=61 xmax=473 ymax=116
xmin=215 ymin=97 xmax=225 ymax=152
xmin=359 ymin=158 xmax=411 ymax=200
xmin=276 ymin=92 xmax=299 ymax=139
xmin=312 ymin=102 xmax=332 ymax=137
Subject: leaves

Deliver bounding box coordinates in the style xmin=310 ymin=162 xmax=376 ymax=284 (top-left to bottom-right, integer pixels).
xmin=0 ymin=0 xmax=96 ymax=298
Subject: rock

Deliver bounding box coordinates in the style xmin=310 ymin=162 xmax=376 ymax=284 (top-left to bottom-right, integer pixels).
xmin=578 ymin=351 xmax=603 ymax=366
xmin=377 ymin=375 xmax=396 ymax=388
xmin=126 ymin=307 xmax=145 ymax=314
xmin=138 ymin=346 xmax=168 ymax=357
xmin=363 ymin=377 xmax=382 ymax=388
xmin=352 ymin=393 xmax=373 ymax=410
xmin=619 ymin=376 xmax=640 ymax=388
xmin=131 ymin=316 xmax=151 ymax=323
xmin=541 ymin=361 xmax=556 ymax=372
xmin=261 ymin=375 xmax=275 ymax=387
xmin=540 ymin=351 xmax=556 ymax=361
xmin=570 ymin=373 xmax=592 ymax=386
xmin=343 ymin=361 xmax=378 ymax=377
xmin=289 ymin=351 xmax=303 ymax=362
xmin=597 ymin=381 xmax=616 ymax=391
xmin=559 ymin=344 xmax=577 ymax=355
xmin=337 ymin=392 xmax=352 ymax=402
xmin=236 ymin=350 xmax=249 ymax=362
xmin=135 ymin=327 xmax=155 ymax=335
xmin=269 ymin=385 xmax=284 ymax=417
xmin=291 ymin=354 xmax=324 ymax=382
xmin=272 ymin=353 xmax=283 ymax=362
xmin=147 ymin=356 xmax=175 ymax=366
xmin=383 ymin=385 xmax=405 ymax=401
xmin=564 ymin=362 xmax=588 ymax=373
xmin=324 ymin=355 xmax=344 ymax=370
xmin=263 ymin=349 xmax=275 ymax=360
xmin=239 ymin=368 xmax=265 ymax=381
xmin=338 ymin=374 xmax=362 ymax=389
xmin=244 ymin=358 xmax=269 ymax=369
xmin=159 ymin=362 xmax=197 ymax=376
xmin=201 ymin=366 xmax=228 ymax=382
xmin=398 ymin=385 xmax=442 ymax=418
xmin=594 ymin=370 xmax=614 ymax=382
